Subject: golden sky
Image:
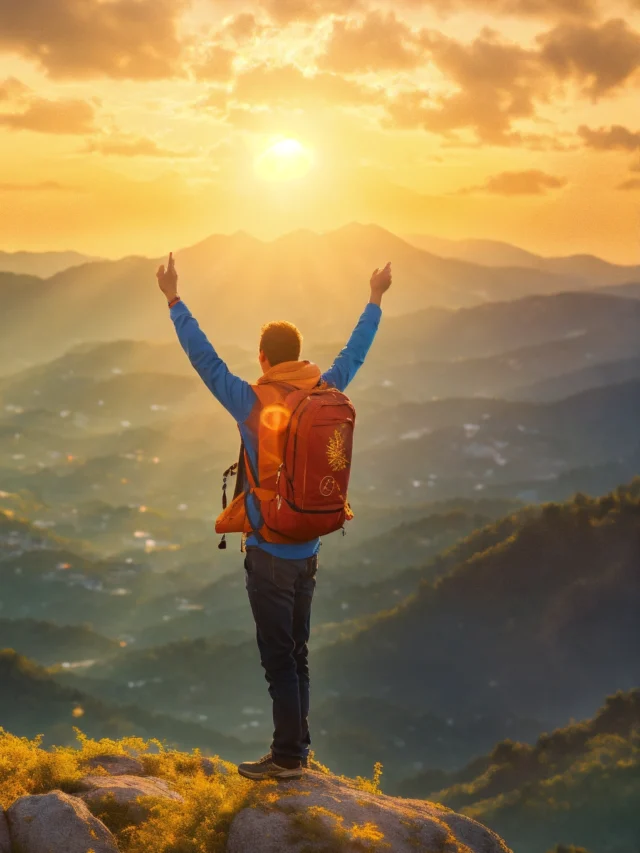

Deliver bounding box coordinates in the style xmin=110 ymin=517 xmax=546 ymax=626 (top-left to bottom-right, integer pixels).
xmin=1 ymin=0 xmax=640 ymax=262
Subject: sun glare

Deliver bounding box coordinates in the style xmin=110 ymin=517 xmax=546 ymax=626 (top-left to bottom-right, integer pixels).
xmin=255 ymin=138 xmax=314 ymax=182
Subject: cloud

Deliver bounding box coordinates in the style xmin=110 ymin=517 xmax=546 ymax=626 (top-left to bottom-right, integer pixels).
xmin=0 ymin=77 xmax=30 ymax=101
xmin=192 ymin=45 xmax=236 ymax=82
xmin=0 ymin=0 xmax=186 ymax=79
xmin=458 ymin=169 xmax=568 ymax=194
xmin=0 ymin=97 xmax=95 ymax=134
xmin=265 ymin=0 xmax=595 ymax=21
xmin=386 ymin=30 xmax=544 ymax=145
xmin=263 ymin=0 xmax=361 ymax=24
xmin=318 ymin=11 xmax=424 ymax=73
xmin=382 ymin=18 xmax=640 ymax=145
xmin=617 ymin=178 xmax=640 ymax=190
xmin=404 ymin=0 xmax=597 ymax=20
xmin=0 ymin=180 xmax=75 ymax=192
xmin=231 ymin=63 xmax=383 ymax=108
xmin=194 ymin=63 xmax=385 ymax=128
xmin=538 ymin=19 xmax=640 ymax=98
xmin=490 ymin=0 xmax=595 ymax=15
xmin=578 ymin=125 xmax=640 ymax=151
xmin=86 ymin=135 xmax=193 ymax=158
xmin=222 ymin=13 xmax=264 ymax=43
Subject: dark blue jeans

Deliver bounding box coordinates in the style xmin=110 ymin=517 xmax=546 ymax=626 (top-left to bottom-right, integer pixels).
xmin=244 ymin=547 xmax=318 ymax=764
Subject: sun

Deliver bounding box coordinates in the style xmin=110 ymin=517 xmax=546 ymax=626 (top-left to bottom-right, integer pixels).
xmin=254 ymin=138 xmax=314 ymax=182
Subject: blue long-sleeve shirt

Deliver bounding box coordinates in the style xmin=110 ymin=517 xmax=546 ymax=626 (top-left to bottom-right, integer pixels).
xmin=170 ymin=300 xmax=382 ymax=557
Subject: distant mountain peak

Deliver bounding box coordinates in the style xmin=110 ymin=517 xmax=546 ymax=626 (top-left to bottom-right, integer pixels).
xmin=0 ymin=250 xmax=102 ymax=278
xmin=271 ymin=228 xmax=322 ymax=246
xmin=326 ymin=222 xmax=419 ymax=253
xmin=404 ymin=234 xmax=640 ymax=286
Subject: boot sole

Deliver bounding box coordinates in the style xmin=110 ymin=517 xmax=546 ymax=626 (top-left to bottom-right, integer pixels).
xmin=238 ymin=766 xmax=303 ymax=781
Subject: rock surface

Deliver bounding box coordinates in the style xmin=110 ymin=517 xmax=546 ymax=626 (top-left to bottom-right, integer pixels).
xmin=201 ymin=757 xmax=232 ymax=777
xmin=86 ymin=753 xmax=145 ymax=776
xmin=226 ymin=771 xmax=512 ymax=853
xmin=0 ymin=811 xmax=10 ymax=853
xmin=7 ymin=790 xmax=118 ymax=853
xmin=79 ymin=773 xmax=183 ymax=821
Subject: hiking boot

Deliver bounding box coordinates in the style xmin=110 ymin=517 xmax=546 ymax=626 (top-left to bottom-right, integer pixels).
xmin=238 ymin=753 xmax=303 ymax=781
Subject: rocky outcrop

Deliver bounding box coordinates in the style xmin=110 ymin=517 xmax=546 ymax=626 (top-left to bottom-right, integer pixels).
xmin=78 ymin=773 xmax=183 ymax=821
xmin=0 ymin=811 xmax=10 ymax=853
xmin=201 ymin=756 xmax=232 ymax=777
xmin=86 ymin=754 xmax=145 ymax=776
xmin=1 ymin=754 xmax=512 ymax=853
xmin=227 ymin=771 xmax=512 ymax=853
xmin=7 ymin=790 xmax=118 ymax=853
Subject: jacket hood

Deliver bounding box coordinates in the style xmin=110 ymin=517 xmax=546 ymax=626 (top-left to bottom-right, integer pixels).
xmin=256 ymin=360 xmax=322 ymax=390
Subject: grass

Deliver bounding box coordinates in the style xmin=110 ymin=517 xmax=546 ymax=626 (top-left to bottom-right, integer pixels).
xmin=0 ymin=730 xmax=393 ymax=853
xmin=287 ymin=805 xmax=391 ymax=852
xmin=0 ymin=728 xmax=259 ymax=853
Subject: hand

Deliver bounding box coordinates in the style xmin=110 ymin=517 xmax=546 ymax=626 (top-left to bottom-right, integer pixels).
xmin=369 ymin=262 xmax=392 ymax=306
xmin=157 ymin=252 xmax=179 ymax=301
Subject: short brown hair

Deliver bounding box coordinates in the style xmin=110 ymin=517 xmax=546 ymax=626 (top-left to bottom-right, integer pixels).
xmin=259 ymin=320 xmax=303 ymax=366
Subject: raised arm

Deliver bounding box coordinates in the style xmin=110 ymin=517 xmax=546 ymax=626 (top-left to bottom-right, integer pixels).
xmin=322 ymin=263 xmax=392 ymax=392
xmin=156 ymin=254 xmax=256 ymax=423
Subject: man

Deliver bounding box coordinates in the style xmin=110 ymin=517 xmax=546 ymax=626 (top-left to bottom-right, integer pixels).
xmin=156 ymin=253 xmax=392 ymax=780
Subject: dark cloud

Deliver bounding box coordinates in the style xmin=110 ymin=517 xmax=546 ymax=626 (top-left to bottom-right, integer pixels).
xmin=266 ymin=0 xmax=595 ymax=20
xmin=382 ymin=18 xmax=640 ymax=145
xmin=318 ymin=11 xmax=424 ymax=73
xmin=538 ymin=19 xmax=640 ymax=97
xmin=458 ymin=169 xmax=567 ymax=194
xmin=578 ymin=125 xmax=640 ymax=151
xmin=86 ymin=135 xmax=192 ymax=158
xmin=386 ymin=30 xmax=543 ymax=144
xmin=0 ymin=0 xmax=186 ymax=79
xmin=0 ymin=97 xmax=95 ymax=134
xmin=193 ymin=45 xmax=236 ymax=82
xmin=404 ymin=0 xmax=596 ymax=20
xmin=617 ymin=178 xmax=640 ymax=190
xmin=489 ymin=0 xmax=595 ymax=16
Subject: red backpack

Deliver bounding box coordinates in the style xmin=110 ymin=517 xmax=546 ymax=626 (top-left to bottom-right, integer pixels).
xmin=216 ymin=384 xmax=355 ymax=544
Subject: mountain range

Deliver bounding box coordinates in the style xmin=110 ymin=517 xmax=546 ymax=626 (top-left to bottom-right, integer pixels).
xmin=0 ymin=649 xmax=251 ymax=760
xmin=400 ymin=689 xmax=640 ymax=853
xmin=0 ymin=250 xmax=100 ymax=278
xmin=42 ymin=483 xmax=639 ymax=789
xmin=404 ymin=234 xmax=640 ymax=286
xmin=2 ymin=224 xmax=632 ymax=372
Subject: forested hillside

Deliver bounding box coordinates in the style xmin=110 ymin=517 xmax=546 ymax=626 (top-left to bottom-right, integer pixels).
xmin=401 ymin=690 xmax=640 ymax=853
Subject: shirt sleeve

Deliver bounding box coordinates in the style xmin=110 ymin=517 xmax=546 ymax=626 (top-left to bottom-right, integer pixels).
xmin=170 ymin=300 xmax=256 ymax=423
xmin=321 ymin=302 xmax=382 ymax=392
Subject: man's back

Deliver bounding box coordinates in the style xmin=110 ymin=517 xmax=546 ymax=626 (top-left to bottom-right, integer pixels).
xmin=169 ymin=297 xmax=383 ymax=557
